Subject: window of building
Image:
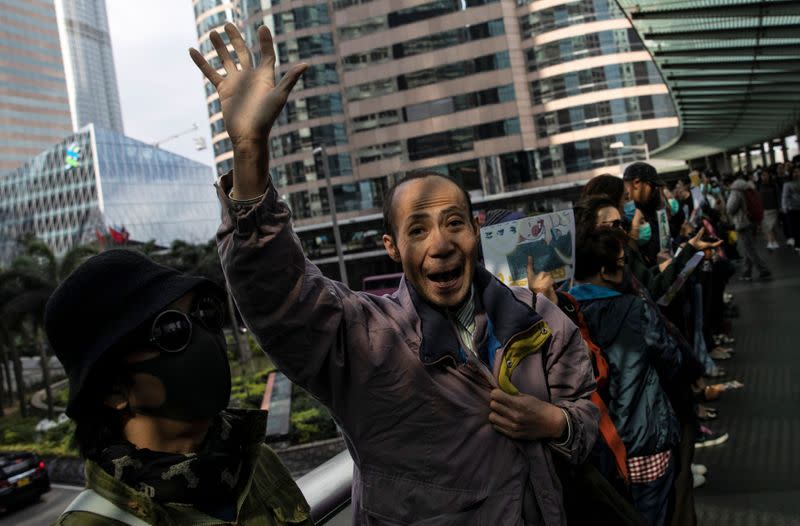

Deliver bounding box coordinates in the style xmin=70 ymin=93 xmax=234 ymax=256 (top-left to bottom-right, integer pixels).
xmin=277 ymin=33 xmax=335 ymax=62
xmin=524 ymin=29 xmax=644 ymax=71
xmin=273 ymin=5 xmax=330 ymax=35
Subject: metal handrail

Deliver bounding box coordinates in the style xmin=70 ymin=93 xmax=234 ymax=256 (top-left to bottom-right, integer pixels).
xmin=295 ymin=450 xmax=354 ymax=525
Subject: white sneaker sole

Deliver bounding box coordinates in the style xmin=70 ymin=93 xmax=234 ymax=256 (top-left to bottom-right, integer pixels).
xmin=695 ymin=432 xmax=730 ymax=448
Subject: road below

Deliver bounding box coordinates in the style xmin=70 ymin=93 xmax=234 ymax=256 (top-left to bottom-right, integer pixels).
xmin=0 ymin=484 xmax=80 ymax=526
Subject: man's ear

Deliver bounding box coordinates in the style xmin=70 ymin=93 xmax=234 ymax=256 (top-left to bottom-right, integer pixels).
xmin=383 ymin=234 xmax=401 ymax=262
xmin=471 ymin=215 xmax=480 ymax=234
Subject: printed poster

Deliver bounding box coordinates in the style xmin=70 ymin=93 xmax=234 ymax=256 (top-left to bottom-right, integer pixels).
xmin=481 ymin=210 xmax=575 ymax=286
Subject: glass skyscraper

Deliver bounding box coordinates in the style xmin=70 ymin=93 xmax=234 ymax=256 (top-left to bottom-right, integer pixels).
xmin=195 ymin=0 xmax=679 ymax=286
xmin=0 ymin=0 xmax=73 ymax=172
xmin=54 ymin=0 xmax=124 ymax=133
xmin=0 ymin=124 xmax=219 ymax=264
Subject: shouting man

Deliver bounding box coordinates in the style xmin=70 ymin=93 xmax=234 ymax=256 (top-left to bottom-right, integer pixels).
xmin=191 ymin=24 xmax=598 ymax=525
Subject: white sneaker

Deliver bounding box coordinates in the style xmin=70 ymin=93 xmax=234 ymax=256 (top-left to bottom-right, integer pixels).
xmin=693 ymin=473 xmax=707 ymax=488
xmin=691 ymin=464 xmax=708 ymax=476
xmin=788 ymin=238 xmax=796 ymax=247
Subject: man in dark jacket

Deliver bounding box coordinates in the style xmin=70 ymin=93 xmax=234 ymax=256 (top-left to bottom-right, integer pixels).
xmin=570 ymin=228 xmax=681 ymax=526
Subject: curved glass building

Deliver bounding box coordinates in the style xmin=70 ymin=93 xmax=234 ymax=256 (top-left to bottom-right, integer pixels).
xmin=196 ymin=0 xmax=679 ymax=285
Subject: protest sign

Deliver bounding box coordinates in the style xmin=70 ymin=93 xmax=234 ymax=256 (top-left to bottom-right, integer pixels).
xmin=656 ymin=251 xmax=704 ymax=306
xmin=481 ymin=210 xmax=575 ymax=286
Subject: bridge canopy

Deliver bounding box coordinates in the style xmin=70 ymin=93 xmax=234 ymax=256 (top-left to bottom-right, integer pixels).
xmin=615 ymin=0 xmax=800 ymax=160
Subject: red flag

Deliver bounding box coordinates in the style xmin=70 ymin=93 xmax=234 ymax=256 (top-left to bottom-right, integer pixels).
xmin=108 ymin=227 xmax=126 ymax=244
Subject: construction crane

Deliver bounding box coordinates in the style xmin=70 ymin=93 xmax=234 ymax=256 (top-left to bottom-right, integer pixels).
xmin=152 ymin=123 xmax=207 ymax=150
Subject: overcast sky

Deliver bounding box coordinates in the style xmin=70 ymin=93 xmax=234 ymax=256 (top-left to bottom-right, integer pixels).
xmin=106 ymin=0 xmax=214 ymax=167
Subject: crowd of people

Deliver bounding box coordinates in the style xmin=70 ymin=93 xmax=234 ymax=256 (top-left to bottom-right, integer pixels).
xmin=44 ymin=23 xmax=794 ymax=526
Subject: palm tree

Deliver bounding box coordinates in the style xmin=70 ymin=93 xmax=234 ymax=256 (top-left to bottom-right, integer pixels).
xmin=0 ymin=237 xmax=96 ymax=418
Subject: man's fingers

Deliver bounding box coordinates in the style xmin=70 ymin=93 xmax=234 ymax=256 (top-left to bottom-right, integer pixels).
xmin=711 ymin=239 xmax=723 ymax=248
xmin=209 ymin=30 xmax=237 ymax=75
xmin=489 ymin=412 xmax=518 ymax=433
xmin=188 ymin=48 xmax=224 ymax=87
xmin=257 ymin=25 xmax=276 ymax=74
xmin=225 ymin=23 xmax=252 ymax=70
xmin=276 ymin=63 xmax=308 ymax=96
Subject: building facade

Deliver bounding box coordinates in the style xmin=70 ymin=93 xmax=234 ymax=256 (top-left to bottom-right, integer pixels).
xmin=0 ymin=124 xmax=219 ymax=264
xmin=54 ymin=0 xmax=124 ymax=133
xmin=194 ymin=0 xmax=679 ymax=286
xmin=1 ymin=0 xmax=73 ymax=172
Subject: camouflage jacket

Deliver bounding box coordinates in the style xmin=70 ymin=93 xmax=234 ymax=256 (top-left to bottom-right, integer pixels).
xmin=53 ymin=409 xmax=313 ymax=526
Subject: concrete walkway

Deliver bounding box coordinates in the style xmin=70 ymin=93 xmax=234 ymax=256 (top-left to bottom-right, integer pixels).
xmin=695 ymin=246 xmax=800 ymax=525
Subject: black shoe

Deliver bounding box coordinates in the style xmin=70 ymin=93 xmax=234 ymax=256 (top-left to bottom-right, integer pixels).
xmin=759 ymin=270 xmax=773 ymax=280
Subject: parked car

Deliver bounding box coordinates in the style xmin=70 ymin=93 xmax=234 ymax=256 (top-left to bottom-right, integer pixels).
xmin=0 ymin=452 xmax=50 ymax=513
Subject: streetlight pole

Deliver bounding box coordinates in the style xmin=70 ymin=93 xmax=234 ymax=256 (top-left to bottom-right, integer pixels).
xmin=313 ymin=146 xmax=349 ymax=287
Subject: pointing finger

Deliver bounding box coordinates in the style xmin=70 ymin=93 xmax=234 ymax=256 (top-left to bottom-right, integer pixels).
xmin=189 ymin=48 xmax=223 ymax=87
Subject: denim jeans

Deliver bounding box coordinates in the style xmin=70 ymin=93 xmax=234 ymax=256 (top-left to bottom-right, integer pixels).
xmin=630 ymin=455 xmax=676 ymax=526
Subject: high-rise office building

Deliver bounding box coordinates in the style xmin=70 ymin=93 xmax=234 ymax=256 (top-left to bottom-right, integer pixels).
xmin=0 ymin=0 xmax=73 ymax=172
xmin=54 ymin=0 xmax=124 ymax=133
xmin=195 ymin=0 xmax=679 ymax=286
xmin=0 ymin=124 xmax=220 ymax=264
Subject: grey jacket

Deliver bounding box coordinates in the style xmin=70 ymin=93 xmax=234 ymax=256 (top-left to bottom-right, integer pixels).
xmin=726 ymin=178 xmax=755 ymax=231
xmin=783 ymin=179 xmax=800 ymax=211
xmin=215 ymin=173 xmax=598 ymax=526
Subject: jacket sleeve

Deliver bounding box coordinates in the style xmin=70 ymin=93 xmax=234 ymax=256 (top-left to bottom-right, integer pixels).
xmin=535 ymin=295 xmax=599 ymax=464
xmin=646 ymin=245 xmax=699 ymax=300
xmin=640 ymin=299 xmax=682 ymax=380
xmin=215 ymin=172 xmax=369 ymax=407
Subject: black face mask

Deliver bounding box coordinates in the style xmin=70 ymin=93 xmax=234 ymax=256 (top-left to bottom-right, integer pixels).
xmin=127 ymin=325 xmax=231 ymax=421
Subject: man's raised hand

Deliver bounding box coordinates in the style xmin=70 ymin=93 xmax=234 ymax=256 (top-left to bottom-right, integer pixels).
xmin=189 ymin=24 xmax=307 ymax=199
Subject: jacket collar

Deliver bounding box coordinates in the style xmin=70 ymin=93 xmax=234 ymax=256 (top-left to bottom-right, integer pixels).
xmin=568 ymin=283 xmax=622 ymax=301
xmin=402 ymin=266 xmax=543 ymax=365
xmin=83 ymin=409 xmax=267 ymax=525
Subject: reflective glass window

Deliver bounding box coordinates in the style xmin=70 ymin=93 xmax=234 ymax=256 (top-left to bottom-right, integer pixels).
xmin=534 ymin=94 xmax=675 ymax=137
xmin=277 ymin=33 xmax=335 ymax=62
xmin=531 ymin=61 xmax=661 ymax=104
xmin=342 ymin=19 xmax=505 ymax=71
xmin=273 ymin=5 xmax=330 ymax=34
xmin=270 ymin=123 xmax=348 ymax=157
xmin=294 ymin=63 xmax=340 ymax=90
xmin=524 ymin=29 xmax=644 ymax=71
xmin=277 ymin=93 xmax=344 ymax=125
xmin=519 ymin=0 xmax=619 ymax=39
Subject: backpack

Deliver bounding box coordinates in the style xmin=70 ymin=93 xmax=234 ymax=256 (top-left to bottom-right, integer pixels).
xmin=743 ymin=188 xmax=764 ymax=224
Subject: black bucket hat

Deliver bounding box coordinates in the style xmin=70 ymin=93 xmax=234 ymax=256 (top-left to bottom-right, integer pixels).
xmin=44 ymin=249 xmax=223 ymax=417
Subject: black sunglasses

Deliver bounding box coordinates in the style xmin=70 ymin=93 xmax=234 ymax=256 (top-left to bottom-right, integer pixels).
xmin=599 ymin=219 xmax=624 ymax=231
xmin=148 ymin=295 xmax=225 ymax=353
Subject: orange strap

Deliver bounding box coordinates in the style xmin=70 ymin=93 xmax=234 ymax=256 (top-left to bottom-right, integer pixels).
xmin=562 ymin=293 xmax=630 ymax=484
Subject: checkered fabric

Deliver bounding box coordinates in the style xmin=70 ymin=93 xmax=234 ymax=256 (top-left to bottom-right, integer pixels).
xmin=626 ymin=450 xmax=672 ymax=484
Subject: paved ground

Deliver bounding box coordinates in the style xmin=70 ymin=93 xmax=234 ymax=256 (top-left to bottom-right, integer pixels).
xmin=0 ymin=484 xmax=80 ymax=526
xmin=695 ymin=245 xmax=800 ymax=525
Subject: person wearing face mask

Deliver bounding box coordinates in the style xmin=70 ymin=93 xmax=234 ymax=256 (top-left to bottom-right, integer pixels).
xmin=45 ymin=250 xmax=312 ymax=526
xmin=622 ymin=162 xmax=664 ymax=266
xmin=569 ymin=228 xmax=682 ymax=526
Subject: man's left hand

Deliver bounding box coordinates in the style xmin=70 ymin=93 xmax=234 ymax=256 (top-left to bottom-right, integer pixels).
xmin=489 ymin=389 xmax=566 ymax=441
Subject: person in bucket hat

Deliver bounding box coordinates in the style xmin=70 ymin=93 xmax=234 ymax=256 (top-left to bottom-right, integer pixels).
xmin=46 ymin=249 xmax=312 ymax=526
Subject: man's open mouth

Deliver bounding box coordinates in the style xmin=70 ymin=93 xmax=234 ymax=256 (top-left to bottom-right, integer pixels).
xmin=427 ymin=265 xmax=463 ymax=284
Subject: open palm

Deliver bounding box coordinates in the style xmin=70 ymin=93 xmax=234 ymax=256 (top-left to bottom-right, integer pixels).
xmin=189 ymin=23 xmax=306 ymax=148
